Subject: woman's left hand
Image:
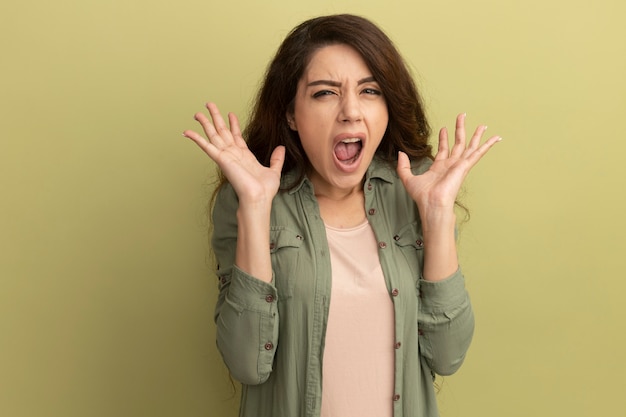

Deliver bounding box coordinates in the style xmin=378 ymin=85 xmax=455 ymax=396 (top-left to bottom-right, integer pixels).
xmin=397 ymin=113 xmax=501 ymax=213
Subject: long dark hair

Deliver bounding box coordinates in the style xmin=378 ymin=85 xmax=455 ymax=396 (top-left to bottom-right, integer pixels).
xmin=217 ymin=14 xmax=433 ymax=191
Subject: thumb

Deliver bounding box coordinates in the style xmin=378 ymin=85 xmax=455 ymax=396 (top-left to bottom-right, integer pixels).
xmin=269 ymin=145 xmax=286 ymax=174
xmin=396 ymin=151 xmax=413 ymax=184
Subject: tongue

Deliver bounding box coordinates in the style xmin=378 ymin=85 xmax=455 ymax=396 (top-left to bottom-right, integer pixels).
xmin=334 ymin=142 xmax=361 ymax=162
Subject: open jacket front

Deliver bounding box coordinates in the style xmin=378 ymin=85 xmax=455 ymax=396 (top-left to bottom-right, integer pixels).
xmin=211 ymin=157 xmax=475 ymax=417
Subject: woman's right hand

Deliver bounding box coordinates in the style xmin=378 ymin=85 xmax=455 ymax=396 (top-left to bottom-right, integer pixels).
xmin=183 ymin=102 xmax=285 ymax=205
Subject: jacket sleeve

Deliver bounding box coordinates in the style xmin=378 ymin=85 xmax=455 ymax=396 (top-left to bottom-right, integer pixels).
xmin=211 ymin=184 xmax=279 ymax=385
xmin=417 ymin=268 xmax=474 ymax=376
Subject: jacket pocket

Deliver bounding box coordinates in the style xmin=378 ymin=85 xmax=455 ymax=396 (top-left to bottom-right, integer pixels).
xmin=269 ymin=226 xmax=305 ymax=299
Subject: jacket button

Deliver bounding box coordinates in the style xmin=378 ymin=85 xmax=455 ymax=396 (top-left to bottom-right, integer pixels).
xmin=391 ymin=288 xmax=399 ymax=297
xmin=269 ymin=242 xmax=276 ymax=250
xmin=378 ymin=241 xmax=387 ymax=249
xmin=393 ymin=394 xmax=401 ymax=401
xmin=393 ymin=235 xmax=400 ymax=241
xmin=367 ymin=183 xmax=372 ymax=190
xmin=415 ymin=239 xmax=424 ymax=248
xmin=394 ymin=342 xmax=402 ymax=349
xmin=265 ymin=295 xmax=274 ymax=303
xmin=368 ymin=208 xmax=376 ymax=215
xmin=264 ymin=342 xmax=274 ymax=350
xmin=296 ymin=235 xmax=303 ymax=240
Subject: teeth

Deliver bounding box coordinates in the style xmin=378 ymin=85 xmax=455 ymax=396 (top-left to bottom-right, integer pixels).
xmin=341 ymin=138 xmax=361 ymax=143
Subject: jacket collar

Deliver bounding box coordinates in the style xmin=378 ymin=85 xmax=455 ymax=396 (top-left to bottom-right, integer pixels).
xmin=283 ymin=157 xmax=397 ymax=195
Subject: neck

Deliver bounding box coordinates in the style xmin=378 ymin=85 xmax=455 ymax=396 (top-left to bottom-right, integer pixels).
xmin=315 ymin=187 xmax=366 ymax=229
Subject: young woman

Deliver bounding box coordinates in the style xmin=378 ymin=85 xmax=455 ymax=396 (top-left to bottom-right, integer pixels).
xmin=183 ymin=14 xmax=501 ymax=417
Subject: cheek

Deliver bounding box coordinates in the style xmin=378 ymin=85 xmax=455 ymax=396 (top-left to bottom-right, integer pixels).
xmin=368 ymin=105 xmax=389 ymax=135
xmin=379 ymin=105 xmax=390 ymax=131
xmin=295 ymin=105 xmax=327 ymax=132
xmin=298 ymin=131 xmax=325 ymax=161
xmin=298 ymin=114 xmax=334 ymax=142
xmin=365 ymin=99 xmax=388 ymax=117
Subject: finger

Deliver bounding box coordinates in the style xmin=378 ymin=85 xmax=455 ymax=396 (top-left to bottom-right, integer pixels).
xmin=193 ymin=110 xmax=226 ymax=149
xmin=466 ymin=124 xmax=488 ymax=153
xmin=182 ymin=129 xmax=206 ymax=147
xmin=450 ymin=113 xmax=467 ymax=159
xmin=205 ymin=102 xmax=233 ymax=146
xmin=228 ymin=112 xmax=247 ymax=148
xmin=465 ymin=135 xmax=502 ymax=167
xmin=396 ymin=151 xmax=413 ymax=184
xmin=434 ymin=127 xmax=449 ymax=161
xmin=182 ymin=129 xmax=221 ymax=160
xmin=269 ymin=145 xmax=286 ymax=174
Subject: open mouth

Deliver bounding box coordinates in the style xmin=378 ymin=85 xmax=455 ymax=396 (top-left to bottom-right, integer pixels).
xmin=334 ymin=138 xmax=362 ymax=165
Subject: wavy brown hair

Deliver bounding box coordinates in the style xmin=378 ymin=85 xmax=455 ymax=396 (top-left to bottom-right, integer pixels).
xmin=215 ymin=14 xmax=434 ymax=191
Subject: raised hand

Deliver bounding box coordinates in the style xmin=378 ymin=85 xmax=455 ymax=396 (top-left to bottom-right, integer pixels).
xmin=397 ymin=113 xmax=501 ymax=215
xmin=183 ymin=102 xmax=285 ymax=205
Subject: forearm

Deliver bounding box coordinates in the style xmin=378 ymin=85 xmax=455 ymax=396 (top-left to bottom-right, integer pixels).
xmin=235 ymin=199 xmax=273 ymax=283
xmin=212 ymin=187 xmax=279 ymax=384
xmin=418 ymin=269 xmax=474 ymax=376
xmin=215 ymin=266 xmax=279 ymax=385
xmin=420 ymin=207 xmax=458 ymax=282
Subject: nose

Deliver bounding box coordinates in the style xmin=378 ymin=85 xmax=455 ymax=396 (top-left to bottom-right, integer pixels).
xmin=338 ymin=93 xmax=363 ymax=123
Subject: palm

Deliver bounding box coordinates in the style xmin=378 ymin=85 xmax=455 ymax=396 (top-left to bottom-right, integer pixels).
xmin=183 ymin=103 xmax=285 ymax=203
xmin=398 ymin=113 xmax=501 ymax=210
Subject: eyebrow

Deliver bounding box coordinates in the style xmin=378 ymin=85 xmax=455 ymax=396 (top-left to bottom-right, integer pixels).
xmin=306 ymin=76 xmax=377 ymax=87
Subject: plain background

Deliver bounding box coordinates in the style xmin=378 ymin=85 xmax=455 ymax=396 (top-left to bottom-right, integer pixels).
xmin=1 ymin=0 xmax=625 ymax=416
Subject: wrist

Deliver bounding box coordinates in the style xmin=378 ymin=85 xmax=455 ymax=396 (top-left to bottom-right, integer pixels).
xmin=419 ymin=207 xmax=456 ymax=233
xmin=237 ymin=196 xmax=273 ymax=217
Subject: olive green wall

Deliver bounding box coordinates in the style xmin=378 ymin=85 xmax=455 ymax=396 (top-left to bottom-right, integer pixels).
xmin=1 ymin=1 xmax=624 ymax=416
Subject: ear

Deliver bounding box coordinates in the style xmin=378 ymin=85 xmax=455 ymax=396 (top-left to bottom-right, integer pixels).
xmin=286 ymin=112 xmax=297 ymax=131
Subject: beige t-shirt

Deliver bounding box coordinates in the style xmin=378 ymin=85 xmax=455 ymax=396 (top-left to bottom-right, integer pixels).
xmin=321 ymin=220 xmax=395 ymax=417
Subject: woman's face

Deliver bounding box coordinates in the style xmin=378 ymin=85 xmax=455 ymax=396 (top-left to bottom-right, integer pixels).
xmin=289 ymin=43 xmax=389 ymax=197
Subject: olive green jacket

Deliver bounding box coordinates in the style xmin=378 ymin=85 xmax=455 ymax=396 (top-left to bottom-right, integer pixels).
xmin=212 ymin=157 xmax=474 ymax=417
